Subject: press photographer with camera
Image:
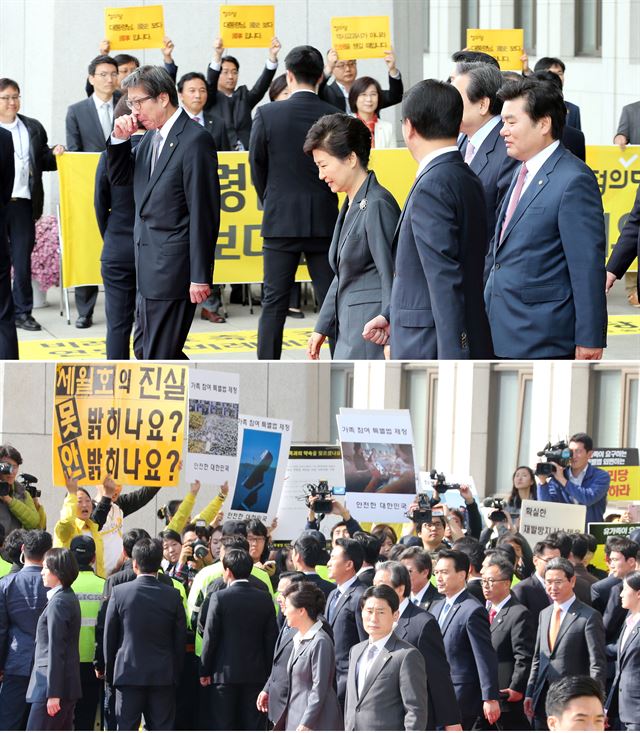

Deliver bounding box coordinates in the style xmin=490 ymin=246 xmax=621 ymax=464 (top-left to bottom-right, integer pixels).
xmin=536 ymin=433 xmax=610 ymax=527
xmin=305 ymin=481 xmax=364 ymax=541
xmin=0 ymin=445 xmax=43 ymax=535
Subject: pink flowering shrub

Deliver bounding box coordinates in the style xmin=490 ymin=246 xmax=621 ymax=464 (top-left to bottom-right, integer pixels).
xmin=32 ymin=215 xmax=60 ymax=290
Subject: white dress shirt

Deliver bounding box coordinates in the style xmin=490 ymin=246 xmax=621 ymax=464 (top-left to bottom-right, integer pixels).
xmin=0 ymin=117 xmax=30 ymax=198
xmin=519 ymin=139 xmax=560 ymax=197
xmin=415 ymin=145 xmax=459 ymax=178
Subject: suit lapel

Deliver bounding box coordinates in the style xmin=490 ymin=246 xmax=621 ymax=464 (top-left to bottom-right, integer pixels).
xmin=620 ymin=619 xmax=640 ymax=660
xmin=140 ymin=111 xmax=186 ymax=210
xmin=358 ymin=638 xmax=394 ymax=701
xmin=440 ymin=597 xmax=462 ymax=636
xmin=470 ymin=123 xmax=501 ymax=176
xmin=336 ymin=172 xmax=374 ymax=262
xmin=491 ymin=602 xmax=510 ymax=634
xmin=551 ymin=601 xmax=579 ymax=654
xmin=87 ymin=97 xmax=107 ymax=145
xmin=328 ymin=200 xmax=348 ymax=271
xmin=395 ymin=607 xmax=411 ymax=640
xmin=330 ymin=582 xmax=356 ymax=624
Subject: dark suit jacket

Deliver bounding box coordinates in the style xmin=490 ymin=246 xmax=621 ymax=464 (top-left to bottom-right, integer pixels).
xmin=202 ymin=113 xmax=231 ymax=151
xmin=104 ymin=575 xmax=186 ymax=687
xmin=0 ymin=128 xmax=18 ymax=359
xmin=566 ymin=101 xmax=581 ymax=131
xmin=607 ymin=615 xmax=640 ymax=725
xmin=512 ymin=575 xmax=550 ymax=631
xmin=66 ymin=94 xmax=120 ymax=152
xmin=563 ymin=124 xmax=586 ymax=161
xmin=320 ymin=73 xmax=403 ymax=113
xmin=199 ymin=581 xmax=278 ymax=685
xmin=206 ymin=63 xmax=275 ymax=149
xmin=395 ymin=601 xmax=460 ymax=728
xmin=389 ymin=149 xmax=493 ymax=359
xmin=94 ymin=150 xmax=135 ymax=264
xmin=430 ymin=590 xmax=500 ymax=720
xmin=302 ymin=571 xmax=336 ymax=600
xmin=325 ymin=577 xmax=367 ymax=701
xmin=315 ymin=171 xmax=399 ymax=359
xmin=107 ymin=109 xmax=220 ymax=300
xmin=249 ymin=91 xmax=339 ymax=242
xmin=607 ymin=182 xmax=640 ymax=297
xmin=264 ymin=623 xmax=295 ymax=725
xmin=489 ymin=596 xmax=534 ymax=711
xmin=466 ymin=577 xmax=486 ymax=604
xmin=526 ymin=598 xmax=606 ymax=714
xmin=16 ymin=114 xmax=58 ymax=220
xmin=26 ymin=587 xmax=82 ymax=702
xmin=356 ymin=567 xmax=375 ymax=589
xmin=485 ymin=142 xmax=607 ymax=358
xmin=592 ymin=573 xmax=622 ymax=615
xmin=414 ymin=582 xmax=443 ymax=612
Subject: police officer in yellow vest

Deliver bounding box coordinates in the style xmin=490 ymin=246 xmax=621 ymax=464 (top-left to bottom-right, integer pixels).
xmin=70 ymin=535 xmax=105 ymax=732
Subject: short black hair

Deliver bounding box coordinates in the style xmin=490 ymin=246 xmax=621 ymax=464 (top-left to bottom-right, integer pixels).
xmin=545 ymin=675 xmax=603 ymax=719
xmin=399 ymin=546 xmax=433 ymax=576
xmin=177 ymin=71 xmax=208 ymax=94
xmin=123 ymin=528 xmax=151 ymax=559
xmin=437 ymin=548 xmax=470 ymax=576
xmin=283 ymin=580 xmax=327 ymax=620
xmin=569 ymin=432 xmax=594 ymax=452
xmin=403 ymin=79 xmax=463 ymax=140
xmin=0 ymin=445 xmax=22 ymax=465
xmin=353 ymin=532 xmax=383 ymax=566
xmin=532 ymin=69 xmax=563 ymax=93
xmin=608 ymin=537 xmax=639 ymax=561
xmin=221 ymin=519 xmax=247 ymax=537
xmin=489 ymin=543 xmax=517 ymax=567
xmin=0 ymin=79 xmax=19 ymax=94
xmin=570 ymin=534 xmax=589 ymax=562
xmin=545 ymin=556 xmax=575 ymax=580
xmin=268 ymin=73 xmax=288 ymax=102
xmin=113 ymin=53 xmax=140 ymax=69
xmin=44 ymin=548 xmax=79 ymax=588
xmin=416 ymin=515 xmax=446 ymax=533
xmin=4 ymin=529 xmax=27 ymax=564
xmin=285 ymin=45 xmax=324 ymax=86
xmin=292 ymin=534 xmax=323 ymax=568
xmin=161 ymin=529 xmax=182 ymax=545
xmin=451 ymin=50 xmax=500 ymax=68
xmin=360 ymin=583 xmax=399 ymax=613
xmin=278 ymin=570 xmax=307 ymax=585
xmin=221 ymin=534 xmax=250 ymax=553
xmin=547 ymin=531 xmax=572 ymax=559
xmin=534 ymin=56 xmax=566 ymax=74
xmin=120 ymin=65 xmax=179 ymax=108
xmin=23 ymin=530 xmax=53 ymax=561
xmin=88 ymin=55 xmax=118 ymax=76
xmin=454 ymin=61 xmax=504 ymax=115
xmin=304 ymin=113 xmax=372 ymax=169
xmin=334 ymin=537 xmax=364 ymax=573
xmin=132 ymin=537 xmax=163 ymax=574
xmin=585 ymin=534 xmax=598 ymax=554
xmin=453 ymin=538 xmax=485 ymax=574
xmin=348 ymin=75 xmax=383 ymax=115
xmin=221 ymin=55 xmax=240 ymax=71
xmin=533 ymin=539 xmax=560 ymax=557
xmin=483 ymin=555 xmax=514 ymax=580
xmin=222 ymin=548 xmax=253 ymax=579
xmin=375 ymin=560 xmax=412 ymax=598
xmin=497 ymin=77 xmax=566 ymax=141
xmin=624 ymin=570 xmax=640 ymax=592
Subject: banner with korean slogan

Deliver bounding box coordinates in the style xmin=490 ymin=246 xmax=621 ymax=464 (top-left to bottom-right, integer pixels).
xmin=330 ymin=16 xmax=391 ymax=60
xmin=466 ymin=29 xmax=524 ymax=71
xmin=587 ymin=522 xmax=640 ymax=571
xmin=105 ymin=5 xmax=165 ymax=50
xmin=186 ymin=370 xmax=240 ymax=486
xmin=227 ymin=415 xmax=292 ymax=524
xmin=220 ymin=5 xmax=275 ymax=48
xmin=519 ymin=499 xmax=586 ymax=550
xmin=590 ymin=448 xmax=640 ymax=502
xmin=336 ymin=408 xmax=418 ymax=523
xmin=53 ymin=364 xmax=187 ymax=488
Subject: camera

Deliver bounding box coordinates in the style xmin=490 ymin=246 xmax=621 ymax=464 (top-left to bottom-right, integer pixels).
xmin=483 ymin=496 xmax=507 ymax=524
xmin=428 ymin=470 xmax=460 ymax=495
xmin=0 ymin=462 xmax=15 ymax=498
xmin=18 ymin=473 xmax=40 ymax=499
xmin=536 ymin=440 xmax=572 ymax=476
xmin=190 ymin=539 xmax=209 ymax=561
xmin=406 ymin=493 xmax=434 ymax=525
xmin=0 ymin=462 xmax=14 ymax=475
xmin=305 ymin=480 xmax=333 ymax=516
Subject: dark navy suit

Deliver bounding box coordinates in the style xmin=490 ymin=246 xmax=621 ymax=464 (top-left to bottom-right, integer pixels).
xmin=485 ymin=142 xmax=607 ymax=358
xmin=607 ymin=614 xmax=640 ymax=730
xmin=0 ymin=128 xmax=18 ymax=358
xmin=607 ymin=183 xmax=640 ymax=300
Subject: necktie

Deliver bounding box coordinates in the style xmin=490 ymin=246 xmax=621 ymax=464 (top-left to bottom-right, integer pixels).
xmin=488 ymin=607 xmax=497 ymax=625
xmin=464 ymin=141 xmax=476 ymax=165
xmin=621 ymin=614 xmax=637 ymax=650
xmin=548 ymin=606 xmax=562 ymax=650
xmin=99 ymin=102 xmax=112 ymax=141
xmin=500 ymin=162 xmax=528 ymax=241
xmin=327 ymin=589 xmax=341 ymax=623
xmin=438 ymin=602 xmax=451 ymax=630
xmin=192 ymin=116 xmax=203 ymax=126
xmin=150 ymin=130 xmax=162 ymax=175
xmin=357 ymin=644 xmax=379 ymax=696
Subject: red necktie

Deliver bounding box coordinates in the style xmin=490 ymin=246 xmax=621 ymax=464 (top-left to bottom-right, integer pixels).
xmin=500 ymin=162 xmax=528 ymax=241
xmin=488 ymin=608 xmax=497 ymax=624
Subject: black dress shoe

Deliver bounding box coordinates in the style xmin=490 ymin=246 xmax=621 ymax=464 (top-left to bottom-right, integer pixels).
xmin=75 ymin=316 xmax=93 ymax=329
xmin=287 ymin=308 xmax=304 ymax=319
xmin=15 ymin=314 xmax=42 ymax=331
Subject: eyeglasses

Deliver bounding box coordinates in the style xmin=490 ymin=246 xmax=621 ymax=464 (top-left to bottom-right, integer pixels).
xmin=545 ymin=579 xmax=569 ymax=587
xmin=0 ymin=95 xmax=20 ymax=102
xmin=335 ymin=61 xmax=357 ymax=69
xmin=125 ymin=95 xmax=155 ymax=110
xmin=94 ymin=72 xmax=118 ymax=79
xmin=480 ymin=578 xmax=510 ymax=586
xmin=247 ymin=535 xmax=266 ymax=545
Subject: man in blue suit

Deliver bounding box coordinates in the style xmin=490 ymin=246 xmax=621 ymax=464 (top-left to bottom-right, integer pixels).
xmin=532 ymin=57 xmax=582 ymax=131
xmin=363 ymin=79 xmax=493 ymax=359
xmin=484 ymin=77 xmax=607 ymax=359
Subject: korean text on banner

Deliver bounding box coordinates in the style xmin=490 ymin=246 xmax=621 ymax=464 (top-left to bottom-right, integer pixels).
xmin=587 ymin=522 xmax=640 ymax=571
xmin=105 ymin=5 xmax=165 ymax=50
xmin=590 ymin=447 xmax=640 ymax=502
xmin=330 ymin=16 xmax=391 ymax=60
xmin=186 ymin=371 xmax=240 ymax=486
xmin=519 ymin=499 xmax=586 ymax=550
xmin=53 ymin=363 xmax=187 ymax=487
xmin=466 ymin=28 xmax=524 ymax=71
xmin=220 ymin=5 xmax=275 ymax=48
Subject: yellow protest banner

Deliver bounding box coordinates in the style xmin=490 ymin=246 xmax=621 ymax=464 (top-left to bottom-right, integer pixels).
xmin=466 ymin=28 xmax=524 ymax=71
xmin=587 ymin=145 xmax=640 ymax=272
xmin=331 ymin=16 xmax=391 ymax=60
xmin=52 ymin=364 xmax=187 ymax=487
xmin=105 ymin=5 xmax=165 ymax=50
xmin=220 ymin=5 xmax=275 ymax=48
xmin=590 ymin=448 xmax=640 ymax=502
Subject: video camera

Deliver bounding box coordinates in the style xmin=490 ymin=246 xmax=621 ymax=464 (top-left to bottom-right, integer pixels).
xmin=0 ymin=462 xmax=13 ymax=497
xmin=190 ymin=538 xmax=210 ymax=560
xmin=483 ymin=496 xmax=508 ymax=524
xmin=406 ymin=493 xmax=434 ymax=525
xmin=536 ymin=440 xmax=572 ymax=476
xmin=429 ymin=470 xmax=460 ymax=495
xmin=305 ymin=480 xmax=333 ymax=516
xmin=18 ymin=473 xmax=40 ymax=499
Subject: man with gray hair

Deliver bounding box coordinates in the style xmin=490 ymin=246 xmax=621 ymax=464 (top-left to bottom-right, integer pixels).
xmin=109 ymin=65 xmax=220 ymax=359
xmin=451 ymin=62 xmax=518 ymax=273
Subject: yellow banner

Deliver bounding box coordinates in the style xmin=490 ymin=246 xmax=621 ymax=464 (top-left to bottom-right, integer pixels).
xmin=466 ymin=29 xmax=524 ymax=71
xmin=220 ymin=5 xmax=275 ymax=48
xmin=331 ymin=16 xmax=391 ymax=60
xmin=52 ymin=364 xmax=187 ymax=487
xmin=105 ymin=5 xmax=165 ymax=50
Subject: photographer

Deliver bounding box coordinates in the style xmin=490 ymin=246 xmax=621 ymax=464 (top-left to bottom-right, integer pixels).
xmin=163 ymin=522 xmax=214 ymax=591
xmin=306 ymin=495 xmax=363 ymax=540
xmin=0 ymin=445 xmax=41 ymax=535
xmin=537 ymin=433 xmax=610 ymax=526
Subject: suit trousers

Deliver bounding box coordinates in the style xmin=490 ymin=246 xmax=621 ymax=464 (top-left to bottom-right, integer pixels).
xmin=207 ymin=682 xmax=267 ymax=731
xmin=5 ymin=198 xmax=35 ymax=317
xmin=133 ymin=295 xmax=196 ymax=360
xmin=0 ymin=673 xmax=31 ymax=730
xmin=75 ymin=286 xmax=98 ymax=318
xmin=74 ymin=661 xmax=102 ymax=731
xmin=101 ymin=259 xmax=136 ymax=359
xmin=26 ymin=698 xmax=76 ymax=731
xmin=257 ymin=240 xmax=333 ymax=360
xmin=103 ymin=681 xmax=117 ymax=731
xmin=115 ymin=684 xmax=176 ymax=731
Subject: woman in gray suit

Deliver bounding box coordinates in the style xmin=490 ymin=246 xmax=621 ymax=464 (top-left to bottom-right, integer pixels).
xmin=277 ymin=581 xmax=343 ymax=731
xmin=304 ymin=114 xmax=400 ymax=360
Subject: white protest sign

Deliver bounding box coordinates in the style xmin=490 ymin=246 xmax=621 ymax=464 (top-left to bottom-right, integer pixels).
xmin=519 ymin=499 xmax=586 ymax=550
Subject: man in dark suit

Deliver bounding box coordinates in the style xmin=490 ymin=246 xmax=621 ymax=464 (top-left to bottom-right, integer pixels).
xmin=363 ymin=79 xmax=493 ymax=360
xmin=199 ymin=548 xmax=278 ymax=731
xmin=104 ymin=537 xmax=186 ymax=730
xmin=399 ymin=545 xmax=444 ymax=611
xmin=326 ymin=537 xmax=367 ymax=705
xmin=291 ymin=533 xmax=335 ymax=599
xmin=482 ymin=555 xmax=534 ymax=730
xmin=532 ymin=57 xmax=582 ymax=130
xmin=109 ymin=65 xmax=220 ymax=359
xmin=513 ymin=539 xmax=560 ymax=631
xmin=485 ymin=77 xmax=607 ymax=360
xmin=525 ymin=558 xmax=606 ymax=730
xmin=374 ymin=561 xmax=461 ymax=729
xmin=453 ymin=537 xmax=487 ymax=604
xmin=249 ymin=45 xmax=338 ymax=359
xmin=0 ymin=79 xmax=64 ymax=331
xmin=353 ymin=532 xmax=381 ymax=589
xmin=607 ymin=182 xmax=640 ymax=302
xmin=431 ymin=549 xmax=501 ymax=730
xmin=66 ymin=54 xmax=121 ymax=329
xmin=205 ymin=35 xmax=281 ymax=150
xmin=0 ymin=127 xmax=18 ymax=358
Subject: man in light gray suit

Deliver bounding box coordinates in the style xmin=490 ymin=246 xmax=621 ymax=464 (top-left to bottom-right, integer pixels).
xmin=344 ymin=585 xmax=427 ymax=731
xmin=614 ymin=101 xmax=640 ymax=147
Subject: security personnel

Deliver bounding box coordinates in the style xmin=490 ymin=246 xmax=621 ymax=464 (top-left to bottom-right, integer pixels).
xmin=70 ymin=535 xmax=105 ymax=732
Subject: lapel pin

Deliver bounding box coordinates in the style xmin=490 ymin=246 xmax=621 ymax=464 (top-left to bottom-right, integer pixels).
xmin=538 ymin=180 xmax=543 ymax=185
xmin=169 ymin=142 xmax=174 ymax=148
xmin=359 ymin=199 xmax=367 ymax=211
